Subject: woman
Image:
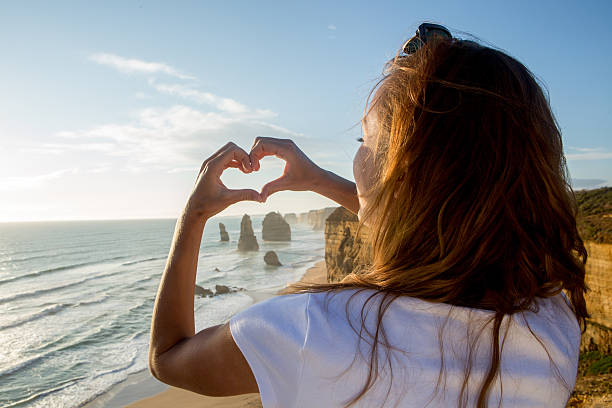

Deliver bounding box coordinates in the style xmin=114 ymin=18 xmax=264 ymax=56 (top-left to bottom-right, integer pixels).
xmin=148 ymin=25 xmax=587 ymax=407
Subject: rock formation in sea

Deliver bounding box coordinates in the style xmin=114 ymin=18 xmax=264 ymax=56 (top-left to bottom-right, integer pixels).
xmin=262 ymin=211 xmax=291 ymax=241
xmin=237 ymin=214 xmax=259 ymax=251
xmin=284 ymin=213 xmax=298 ymax=224
xmin=264 ymin=250 xmax=282 ymax=266
xmin=195 ymin=284 xmax=245 ymax=297
xmin=194 ymin=284 xmax=214 ymax=298
xmin=219 ymin=222 xmax=229 ymax=241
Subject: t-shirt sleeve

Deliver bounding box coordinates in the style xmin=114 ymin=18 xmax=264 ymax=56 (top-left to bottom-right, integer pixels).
xmin=229 ymin=293 xmax=311 ymax=408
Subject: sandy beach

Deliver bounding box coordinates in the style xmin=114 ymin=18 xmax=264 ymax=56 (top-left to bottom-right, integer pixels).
xmin=123 ymin=259 xmax=327 ymax=408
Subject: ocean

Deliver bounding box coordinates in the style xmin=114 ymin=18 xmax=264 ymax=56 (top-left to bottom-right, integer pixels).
xmin=0 ymin=216 xmax=325 ymax=407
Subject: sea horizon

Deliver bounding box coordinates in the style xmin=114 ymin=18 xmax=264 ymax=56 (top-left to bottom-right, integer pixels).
xmin=0 ymin=213 xmax=272 ymax=225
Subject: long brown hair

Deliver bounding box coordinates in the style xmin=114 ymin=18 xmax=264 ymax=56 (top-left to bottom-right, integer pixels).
xmin=283 ymin=34 xmax=588 ymax=407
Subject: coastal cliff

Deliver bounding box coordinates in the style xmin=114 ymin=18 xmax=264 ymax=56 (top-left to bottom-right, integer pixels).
xmin=284 ymin=213 xmax=298 ymax=224
xmin=324 ymin=206 xmax=370 ymax=283
xmin=575 ymin=187 xmax=612 ymax=354
xmin=295 ymin=207 xmax=337 ymax=230
xmin=581 ymin=241 xmax=612 ymax=353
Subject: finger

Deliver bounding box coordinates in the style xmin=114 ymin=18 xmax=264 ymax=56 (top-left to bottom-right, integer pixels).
xmin=224 ymin=160 xmax=242 ymax=169
xmin=260 ymin=177 xmax=291 ymax=201
xmin=200 ymin=142 xmax=241 ymax=174
xmin=249 ymin=137 xmax=293 ymax=170
xmin=223 ymin=159 xmax=250 ymax=173
xmin=225 ymin=188 xmax=264 ymax=205
xmin=210 ymin=142 xmax=253 ymax=174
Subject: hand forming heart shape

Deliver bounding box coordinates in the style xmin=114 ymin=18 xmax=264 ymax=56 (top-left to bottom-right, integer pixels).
xmin=184 ymin=137 xmax=324 ymax=220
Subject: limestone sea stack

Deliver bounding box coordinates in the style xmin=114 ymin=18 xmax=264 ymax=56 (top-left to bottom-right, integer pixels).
xmin=262 ymin=211 xmax=291 ymax=241
xmin=219 ymin=222 xmax=229 ymax=241
xmin=264 ymin=250 xmax=282 ymax=266
xmin=237 ymin=214 xmax=259 ymax=251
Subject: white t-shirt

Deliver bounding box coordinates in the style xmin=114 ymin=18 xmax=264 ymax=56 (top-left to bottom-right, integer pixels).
xmin=229 ymin=288 xmax=580 ymax=407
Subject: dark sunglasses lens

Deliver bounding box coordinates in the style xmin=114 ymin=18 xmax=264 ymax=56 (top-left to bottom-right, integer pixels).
xmin=403 ymin=36 xmax=422 ymax=54
xmin=403 ymin=27 xmax=451 ymax=54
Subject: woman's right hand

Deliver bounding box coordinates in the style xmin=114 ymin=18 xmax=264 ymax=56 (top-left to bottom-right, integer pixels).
xmin=248 ymin=136 xmax=326 ymax=201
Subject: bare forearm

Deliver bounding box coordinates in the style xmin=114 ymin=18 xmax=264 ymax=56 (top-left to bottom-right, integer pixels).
xmin=313 ymin=169 xmax=359 ymax=215
xmin=150 ymin=210 xmax=206 ymax=358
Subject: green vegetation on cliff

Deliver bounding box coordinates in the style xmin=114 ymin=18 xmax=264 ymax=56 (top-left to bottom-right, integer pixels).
xmin=575 ymin=187 xmax=612 ymax=244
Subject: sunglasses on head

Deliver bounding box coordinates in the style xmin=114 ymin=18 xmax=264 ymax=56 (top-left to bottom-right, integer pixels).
xmin=403 ymin=23 xmax=452 ymax=55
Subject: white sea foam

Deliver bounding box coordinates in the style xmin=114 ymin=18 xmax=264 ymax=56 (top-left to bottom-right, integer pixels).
xmin=0 ymin=217 xmax=324 ymax=408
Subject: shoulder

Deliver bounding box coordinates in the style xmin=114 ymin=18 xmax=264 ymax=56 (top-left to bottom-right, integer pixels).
xmin=518 ymin=293 xmax=582 ymax=356
xmin=229 ymin=292 xmax=313 ymax=358
xmin=230 ymin=292 xmax=311 ymax=329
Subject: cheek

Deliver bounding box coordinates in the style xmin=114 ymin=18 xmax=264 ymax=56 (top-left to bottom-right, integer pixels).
xmin=353 ymin=145 xmax=376 ymax=195
xmin=353 ymin=146 xmax=367 ymax=192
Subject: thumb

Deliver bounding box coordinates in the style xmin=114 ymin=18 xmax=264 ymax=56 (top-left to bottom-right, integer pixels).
xmin=261 ymin=177 xmax=290 ymax=201
xmin=225 ymin=188 xmax=263 ymax=205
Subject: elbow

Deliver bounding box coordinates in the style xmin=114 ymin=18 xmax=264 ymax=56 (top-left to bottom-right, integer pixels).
xmin=148 ymin=353 xmax=162 ymax=382
xmin=148 ymin=349 xmax=167 ymax=384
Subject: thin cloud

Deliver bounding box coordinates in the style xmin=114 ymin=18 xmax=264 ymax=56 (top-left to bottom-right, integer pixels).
xmin=152 ymin=82 xmax=252 ymax=114
xmin=65 ymin=53 xmax=303 ymax=171
xmin=48 ymin=105 xmax=302 ymax=170
xmin=567 ymin=146 xmax=603 ymax=153
xmin=0 ymin=168 xmax=78 ymax=191
xmin=327 ymin=24 xmax=337 ymax=40
xmin=565 ymin=146 xmax=612 ymax=159
xmin=565 ymin=151 xmax=612 ymax=160
xmin=89 ymin=53 xmax=194 ymax=79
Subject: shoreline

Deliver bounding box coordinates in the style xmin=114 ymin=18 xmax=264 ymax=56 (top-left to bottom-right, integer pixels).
xmin=84 ymin=259 xmax=327 ymax=408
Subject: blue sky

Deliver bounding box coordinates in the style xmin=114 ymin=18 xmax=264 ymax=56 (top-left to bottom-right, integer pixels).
xmin=1 ymin=0 xmax=610 ymax=221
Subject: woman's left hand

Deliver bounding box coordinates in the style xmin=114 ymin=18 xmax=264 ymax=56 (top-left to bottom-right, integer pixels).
xmin=185 ymin=142 xmax=263 ymax=220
